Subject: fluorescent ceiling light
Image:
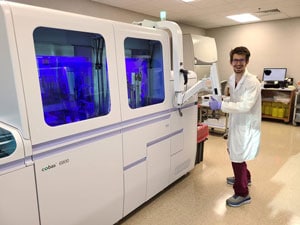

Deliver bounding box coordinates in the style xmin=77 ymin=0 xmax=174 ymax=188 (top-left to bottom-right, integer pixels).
xmin=181 ymin=0 xmax=195 ymax=2
xmin=227 ymin=13 xmax=260 ymax=23
xmin=160 ymin=11 xmax=167 ymax=20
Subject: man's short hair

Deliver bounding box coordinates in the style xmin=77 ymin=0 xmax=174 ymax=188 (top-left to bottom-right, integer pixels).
xmin=230 ymin=46 xmax=251 ymax=63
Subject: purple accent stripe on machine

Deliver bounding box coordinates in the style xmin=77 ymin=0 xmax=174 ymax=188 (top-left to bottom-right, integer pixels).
xmin=147 ymin=129 xmax=183 ymax=147
xmin=33 ymin=109 xmax=171 ymax=153
xmin=0 ymin=158 xmax=25 ymax=172
xmin=122 ymin=114 xmax=170 ymax=133
xmin=32 ymin=129 xmax=121 ymax=161
xmin=123 ymin=157 xmax=147 ymax=171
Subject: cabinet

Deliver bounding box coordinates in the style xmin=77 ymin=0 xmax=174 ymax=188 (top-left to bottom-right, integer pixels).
xmin=261 ymin=87 xmax=296 ymax=123
xmin=293 ymin=91 xmax=300 ymax=125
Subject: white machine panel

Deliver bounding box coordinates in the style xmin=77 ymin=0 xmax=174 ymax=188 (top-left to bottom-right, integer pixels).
xmin=122 ymin=116 xmax=170 ymax=166
xmin=0 ymin=166 xmax=39 ymax=225
xmin=34 ymin=134 xmax=123 ymax=225
xmin=123 ymin=161 xmax=147 ymax=216
xmin=122 ymin=115 xmax=170 ymax=215
xmin=10 ymin=3 xmax=122 ymax=145
xmin=181 ymin=107 xmax=197 ymax=172
xmin=169 ymin=107 xmax=198 ymax=183
xmin=0 ymin=3 xmax=29 ymax=139
xmin=114 ymin=23 xmax=172 ymax=121
xmin=170 ymin=131 xmax=184 ymax=155
xmin=147 ymin=138 xmax=171 ymax=200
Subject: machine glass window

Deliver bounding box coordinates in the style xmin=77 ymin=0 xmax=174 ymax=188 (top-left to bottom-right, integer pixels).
xmin=0 ymin=127 xmax=16 ymax=159
xmin=124 ymin=38 xmax=165 ymax=109
xmin=33 ymin=27 xmax=111 ymax=126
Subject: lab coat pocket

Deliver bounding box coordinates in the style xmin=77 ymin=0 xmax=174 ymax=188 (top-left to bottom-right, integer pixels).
xmin=232 ymin=125 xmax=249 ymax=155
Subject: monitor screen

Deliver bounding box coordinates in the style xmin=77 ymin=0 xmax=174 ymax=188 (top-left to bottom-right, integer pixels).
xmin=263 ymin=68 xmax=287 ymax=82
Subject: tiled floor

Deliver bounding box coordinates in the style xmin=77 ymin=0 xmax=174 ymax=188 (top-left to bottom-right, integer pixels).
xmin=118 ymin=121 xmax=300 ymax=225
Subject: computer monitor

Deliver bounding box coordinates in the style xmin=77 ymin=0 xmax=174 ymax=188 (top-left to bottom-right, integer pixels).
xmin=263 ymin=68 xmax=287 ymax=82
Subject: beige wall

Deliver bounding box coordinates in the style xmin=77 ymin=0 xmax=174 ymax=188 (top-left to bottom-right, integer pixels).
xmin=207 ymin=18 xmax=300 ymax=83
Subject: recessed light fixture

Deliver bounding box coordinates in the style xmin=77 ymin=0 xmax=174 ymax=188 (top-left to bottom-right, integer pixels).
xmin=181 ymin=0 xmax=195 ymax=2
xmin=160 ymin=11 xmax=167 ymax=21
xmin=227 ymin=13 xmax=260 ymax=23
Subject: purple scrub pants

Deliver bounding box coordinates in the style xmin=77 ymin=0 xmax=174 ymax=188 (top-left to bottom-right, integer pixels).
xmin=231 ymin=162 xmax=251 ymax=197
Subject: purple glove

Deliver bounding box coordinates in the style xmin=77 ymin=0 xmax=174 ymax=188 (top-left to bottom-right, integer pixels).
xmin=209 ymin=96 xmax=222 ymax=110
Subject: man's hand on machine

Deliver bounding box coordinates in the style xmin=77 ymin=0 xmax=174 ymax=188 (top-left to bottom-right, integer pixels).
xmin=209 ymin=96 xmax=222 ymax=110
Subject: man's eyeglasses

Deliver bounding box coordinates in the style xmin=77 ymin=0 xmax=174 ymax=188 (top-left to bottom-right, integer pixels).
xmin=232 ymin=59 xmax=246 ymax=64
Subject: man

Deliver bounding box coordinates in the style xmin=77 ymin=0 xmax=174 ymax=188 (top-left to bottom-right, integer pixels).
xmin=209 ymin=46 xmax=261 ymax=207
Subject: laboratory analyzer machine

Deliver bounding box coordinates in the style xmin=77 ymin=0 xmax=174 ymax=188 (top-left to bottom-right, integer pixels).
xmin=0 ymin=2 xmax=221 ymax=225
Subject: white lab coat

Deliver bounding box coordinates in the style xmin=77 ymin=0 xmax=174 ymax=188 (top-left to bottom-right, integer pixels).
xmin=221 ymin=70 xmax=261 ymax=162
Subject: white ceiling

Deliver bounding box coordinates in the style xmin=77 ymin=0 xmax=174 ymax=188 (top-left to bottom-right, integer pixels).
xmin=91 ymin=0 xmax=300 ymax=29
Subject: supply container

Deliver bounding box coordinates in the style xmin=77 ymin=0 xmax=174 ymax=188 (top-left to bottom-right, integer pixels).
xmin=271 ymin=102 xmax=278 ymax=117
xmin=277 ymin=103 xmax=285 ymax=118
xmin=264 ymin=102 xmax=272 ymax=115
